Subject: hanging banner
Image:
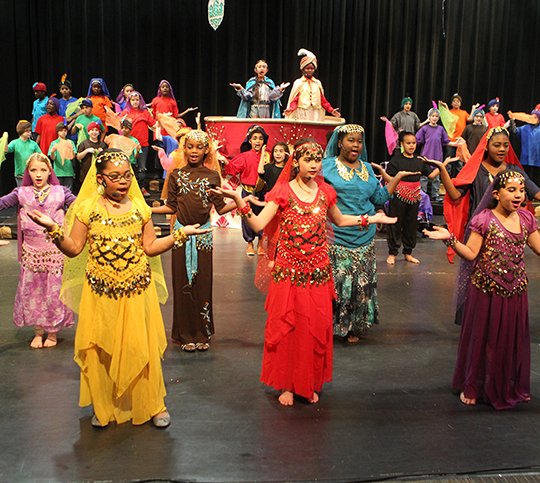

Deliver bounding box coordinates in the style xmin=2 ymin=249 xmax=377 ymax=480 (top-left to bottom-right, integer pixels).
xmin=208 ymin=0 xmax=225 ymax=31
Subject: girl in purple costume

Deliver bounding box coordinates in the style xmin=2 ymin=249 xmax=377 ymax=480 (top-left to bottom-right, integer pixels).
xmin=424 ymin=170 xmax=540 ymax=409
xmin=416 ymin=107 xmax=462 ymax=201
xmin=0 ymin=153 xmax=75 ymax=348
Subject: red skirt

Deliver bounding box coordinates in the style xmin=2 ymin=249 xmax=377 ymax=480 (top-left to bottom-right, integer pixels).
xmin=261 ymin=278 xmax=334 ymax=399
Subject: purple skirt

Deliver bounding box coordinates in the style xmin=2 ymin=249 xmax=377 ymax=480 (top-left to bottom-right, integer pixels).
xmin=452 ymin=284 xmax=530 ymax=409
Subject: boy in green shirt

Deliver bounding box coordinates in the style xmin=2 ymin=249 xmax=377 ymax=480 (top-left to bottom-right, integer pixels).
xmin=48 ymin=122 xmax=76 ymax=189
xmin=6 ymin=120 xmax=42 ymax=186
xmin=70 ymin=99 xmax=101 ymax=146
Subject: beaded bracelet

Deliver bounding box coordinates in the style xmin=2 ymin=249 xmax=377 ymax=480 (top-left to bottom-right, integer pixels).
xmin=238 ymin=203 xmax=253 ymax=218
xmin=45 ymin=225 xmax=64 ymax=242
xmin=172 ymin=227 xmax=188 ymax=249
xmin=443 ymin=233 xmax=458 ymax=248
xmin=357 ymin=214 xmax=369 ymax=230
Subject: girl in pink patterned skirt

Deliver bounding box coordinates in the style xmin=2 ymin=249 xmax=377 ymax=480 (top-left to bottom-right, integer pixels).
xmin=0 ymin=153 xmax=75 ymax=348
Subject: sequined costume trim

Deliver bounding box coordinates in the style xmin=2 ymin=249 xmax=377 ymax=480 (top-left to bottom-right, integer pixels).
xmin=471 ymin=219 xmax=529 ymax=297
xmin=272 ymin=263 xmax=332 ymax=287
xmin=86 ymin=208 xmax=152 ymax=299
xmin=335 ymin=159 xmax=369 ymax=182
xmin=272 ymin=189 xmax=332 ymax=287
xmin=395 ymin=181 xmax=421 ymax=204
xmin=21 ymin=244 xmax=64 ymax=275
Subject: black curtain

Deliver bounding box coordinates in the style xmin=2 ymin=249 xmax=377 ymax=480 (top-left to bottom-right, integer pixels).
xmin=1 ymin=0 xmax=539 ymax=193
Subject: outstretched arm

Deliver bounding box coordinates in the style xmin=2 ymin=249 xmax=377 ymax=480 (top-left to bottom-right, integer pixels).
xmin=27 ymin=211 xmax=88 ymax=257
xmin=210 ymin=187 xmax=279 ymax=232
xmin=371 ymin=163 xmax=392 ymax=184
xmin=327 ymin=205 xmax=397 ymax=227
xmin=423 ymin=226 xmax=483 ymax=261
xmin=178 ymin=107 xmax=198 ymax=118
xmin=384 ymin=170 xmax=422 ymax=195
xmin=420 ymin=156 xmax=462 ymax=200
xmin=142 ymin=218 xmax=211 ymax=257
xmin=151 ymin=203 xmax=175 ymax=214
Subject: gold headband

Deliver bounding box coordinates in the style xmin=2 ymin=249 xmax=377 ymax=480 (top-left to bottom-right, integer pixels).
xmin=486 ymin=126 xmax=509 ymax=141
xmin=295 ymin=142 xmax=323 ymax=162
xmin=336 ymin=124 xmax=364 ymax=135
xmin=498 ymin=170 xmax=525 ymax=187
xmin=185 ymin=130 xmax=210 ymax=147
xmin=96 ymin=150 xmax=130 ymax=167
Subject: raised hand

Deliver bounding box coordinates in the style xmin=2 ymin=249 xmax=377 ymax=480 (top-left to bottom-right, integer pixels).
xmin=27 ymin=210 xmax=57 ymax=230
xmin=422 ymin=225 xmax=451 ymax=240
xmin=278 ymin=82 xmax=290 ymax=91
xmin=371 ymin=163 xmax=391 ymax=183
xmin=380 ymin=116 xmax=389 ymax=122
xmin=443 ymin=156 xmax=460 ymax=167
xmin=183 ymin=223 xmax=213 ymax=236
xmin=368 ymin=212 xmax=397 ymax=225
xmin=396 ymin=170 xmax=421 ymax=179
xmin=419 ymin=155 xmax=443 ymax=168
xmin=209 ymin=186 xmax=239 ymax=201
xmin=229 ymin=83 xmax=243 ymax=91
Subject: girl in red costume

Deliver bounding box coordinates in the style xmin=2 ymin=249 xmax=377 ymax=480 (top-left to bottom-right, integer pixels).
xmin=213 ymin=139 xmax=396 ymax=406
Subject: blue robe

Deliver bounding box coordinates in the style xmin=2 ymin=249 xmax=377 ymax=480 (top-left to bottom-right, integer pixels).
xmin=235 ymin=76 xmax=282 ymax=118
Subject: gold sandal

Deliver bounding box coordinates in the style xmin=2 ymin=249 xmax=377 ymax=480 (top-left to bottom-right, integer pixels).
xmin=195 ymin=342 xmax=210 ymax=351
xmin=180 ymin=343 xmax=196 ymax=352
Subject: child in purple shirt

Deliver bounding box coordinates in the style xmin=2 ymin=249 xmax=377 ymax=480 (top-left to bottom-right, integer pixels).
xmin=416 ymin=107 xmax=460 ymax=202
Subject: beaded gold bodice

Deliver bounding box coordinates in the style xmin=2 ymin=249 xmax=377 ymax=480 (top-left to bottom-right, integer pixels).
xmin=471 ymin=217 xmax=529 ymax=297
xmin=85 ymin=207 xmax=151 ymax=298
xmin=272 ymin=188 xmax=332 ymax=287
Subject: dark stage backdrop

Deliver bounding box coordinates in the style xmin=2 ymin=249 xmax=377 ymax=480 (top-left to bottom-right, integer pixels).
xmin=1 ymin=0 xmax=539 ymax=193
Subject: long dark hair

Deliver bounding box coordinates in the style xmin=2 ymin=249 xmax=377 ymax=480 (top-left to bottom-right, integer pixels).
xmin=271 ymin=142 xmax=290 ymax=164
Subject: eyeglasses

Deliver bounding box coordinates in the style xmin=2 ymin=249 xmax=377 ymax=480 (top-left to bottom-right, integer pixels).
xmin=102 ymin=171 xmax=133 ymax=182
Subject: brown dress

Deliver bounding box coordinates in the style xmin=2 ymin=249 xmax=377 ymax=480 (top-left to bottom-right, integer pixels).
xmin=166 ymin=165 xmax=226 ymax=345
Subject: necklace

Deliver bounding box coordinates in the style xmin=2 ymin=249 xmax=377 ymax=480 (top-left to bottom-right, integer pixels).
xmin=103 ymin=196 xmax=121 ymax=209
xmin=33 ymin=185 xmax=50 ymax=205
xmin=296 ymin=178 xmax=314 ymax=194
xmin=335 ymin=158 xmax=369 ymax=182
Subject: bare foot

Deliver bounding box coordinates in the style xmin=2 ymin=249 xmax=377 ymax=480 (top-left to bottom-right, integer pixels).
xmin=347 ymin=334 xmax=360 ymax=344
xmin=278 ymin=391 xmax=294 ymax=406
xmin=309 ymin=392 xmax=319 ymax=404
xmin=30 ymin=335 xmax=43 ymax=349
xmin=43 ymin=333 xmax=57 ymax=348
xmin=386 ymin=255 xmax=396 ymax=265
xmin=404 ymin=254 xmax=420 ymax=264
xmin=459 ymin=392 xmax=476 ymax=406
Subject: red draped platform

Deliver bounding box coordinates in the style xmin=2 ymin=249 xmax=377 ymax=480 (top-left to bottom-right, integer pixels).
xmin=204 ymin=116 xmax=345 ymax=159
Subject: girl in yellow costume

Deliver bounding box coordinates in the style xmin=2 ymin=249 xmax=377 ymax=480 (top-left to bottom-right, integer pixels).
xmin=29 ymin=149 xmax=209 ymax=428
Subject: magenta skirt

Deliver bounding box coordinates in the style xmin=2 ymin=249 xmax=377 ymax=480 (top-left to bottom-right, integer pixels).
xmin=452 ymin=284 xmax=530 ymax=410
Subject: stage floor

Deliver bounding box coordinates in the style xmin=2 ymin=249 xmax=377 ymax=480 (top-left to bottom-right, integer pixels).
xmin=0 ymin=228 xmax=539 ymax=482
